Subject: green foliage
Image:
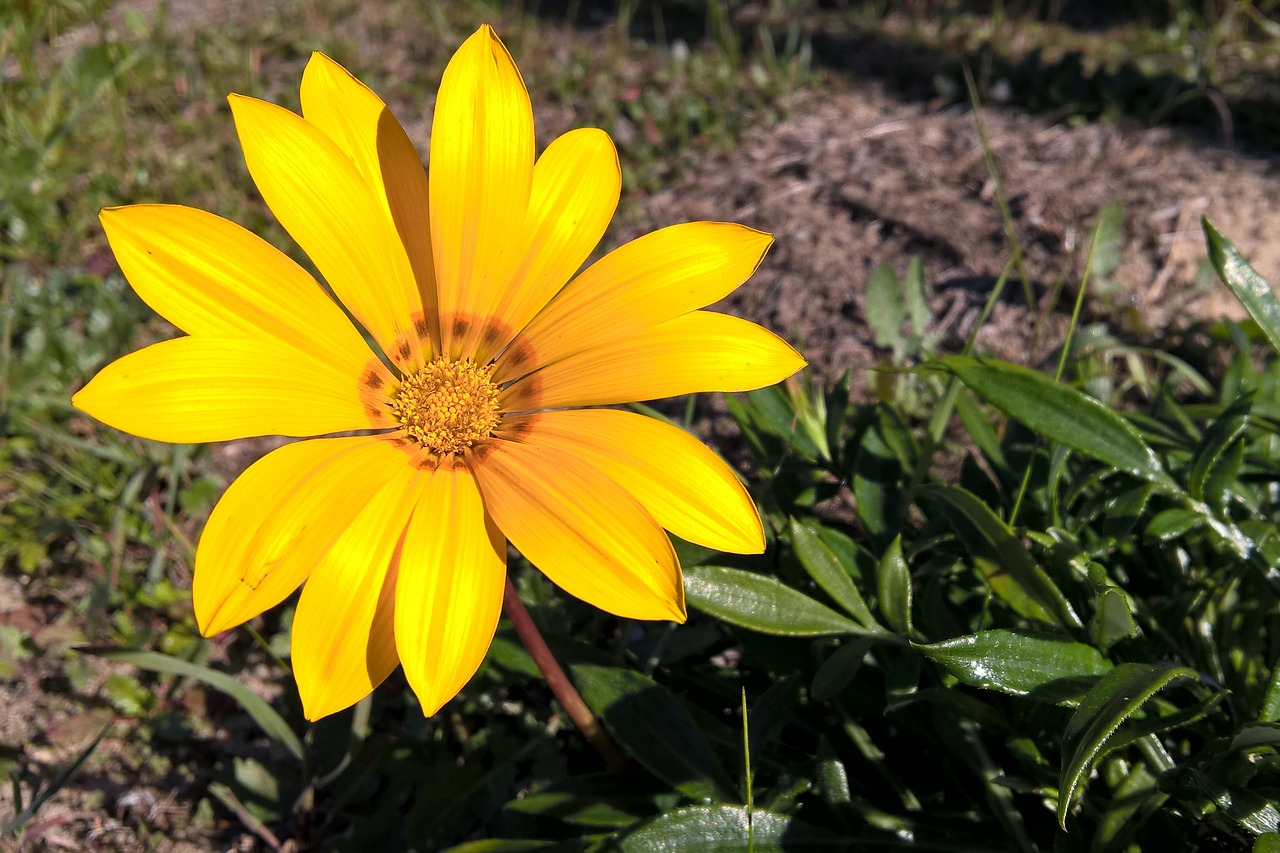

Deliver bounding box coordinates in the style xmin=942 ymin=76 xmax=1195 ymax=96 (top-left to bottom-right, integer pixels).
xmin=11 ymin=1 xmax=1280 ymax=851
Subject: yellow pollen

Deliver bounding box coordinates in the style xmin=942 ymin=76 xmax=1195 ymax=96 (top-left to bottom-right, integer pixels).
xmin=390 ymin=358 xmax=501 ymax=455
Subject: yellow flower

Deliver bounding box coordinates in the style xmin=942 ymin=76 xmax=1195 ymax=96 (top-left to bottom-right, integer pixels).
xmin=72 ymin=26 xmax=804 ymax=720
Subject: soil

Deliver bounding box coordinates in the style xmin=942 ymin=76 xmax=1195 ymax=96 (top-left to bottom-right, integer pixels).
xmin=9 ymin=3 xmax=1280 ymax=851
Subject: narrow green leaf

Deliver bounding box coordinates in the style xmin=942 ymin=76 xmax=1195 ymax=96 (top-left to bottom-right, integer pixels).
xmin=0 ymin=718 xmax=109 ymax=837
xmin=789 ymin=518 xmax=877 ymax=628
xmin=1102 ymin=483 xmax=1157 ymax=543
xmin=80 ymin=646 xmax=303 ymax=761
xmin=920 ymin=484 xmax=1081 ymax=628
xmin=1189 ymin=397 xmax=1250 ymax=504
xmin=684 ymin=566 xmax=871 ymax=637
xmin=851 ymin=405 xmax=913 ymax=545
xmin=1205 ymin=218 xmax=1280 ymax=356
xmin=618 ymin=804 xmax=835 ymax=852
xmin=1144 ymin=508 xmax=1203 ymax=542
xmin=1261 ymin=660 xmax=1280 ymax=723
xmin=811 ymin=638 xmax=876 ymax=702
xmin=1090 ymin=588 xmax=1139 ymax=651
xmin=816 ymin=739 xmax=852 ymax=807
xmin=953 ymin=388 xmax=1007 ymax=470
xmin=876 ymin=536 xmax=912 ymax=635
xmin=866 ymin=263 xmax=905 ymax=349
xmin=573 ymin=664 xmax=733 ymax=802
xmin=935 ymin=356 xmax=1178 ymax=490
xmin=904 ymin=255 xmax=930 ymax=339
xmin=1089 ymin=200 xmax=1125 ymax=280
xmin=916 ymin=630 xmax=1109 ymax=704
xmin=1058 ymin=663 xmax=1198 ymax=827
xmin=442 ymin=841 xmax=556 ymax=853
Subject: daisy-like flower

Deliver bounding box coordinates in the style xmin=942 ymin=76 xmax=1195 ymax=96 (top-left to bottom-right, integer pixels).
xmin=72 ymin=26 xmax=804 ymax=721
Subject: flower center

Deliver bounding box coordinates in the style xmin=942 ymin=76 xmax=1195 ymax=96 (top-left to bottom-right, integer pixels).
xmin=390 ymin=358 xmax=501 ymax=455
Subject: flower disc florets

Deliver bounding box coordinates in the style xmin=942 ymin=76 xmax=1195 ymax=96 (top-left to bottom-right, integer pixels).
xmin=391 ymin=357 xmax=501 ymax=455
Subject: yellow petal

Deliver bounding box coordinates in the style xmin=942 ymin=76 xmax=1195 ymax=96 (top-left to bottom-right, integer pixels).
xmin=501 ymin=410 xmax=764 ymax=553
xmin=472 ymin=128 xmax=619 ymax=363
xmin=194 ymin=436 xmax=413 ymax=636
xmin=229 ymin=93 xmax=425 ymax=371
xmin=72 ymin=336 xmax=394 ymax=443
xmin=300 ymin=52 xmax=438 ymax=352
xmin=292 ymin=465 xmax=431 ymax=720
xmin=429 ymin=25 xmax=535 ymax=359
xmin=494 ymin=222 xmax=770 ymax=382
xmin=502 ymin=311 xmax=805 ymax=410
xmin=99 ymin=205 xmax=377 ymax=376
xmin=469 ymin=439 xmax=685 ymax=622
xmin=396 ymin=460 xmax=506 ymax=715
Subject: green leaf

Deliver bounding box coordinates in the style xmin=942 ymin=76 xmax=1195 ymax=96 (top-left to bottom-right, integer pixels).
xmin=810 ymin=638 xmax=876 ymax=702
xmin=850 ymin=405 xmax=912 ymax=545
xmin=618 ymin=804 xmax=835 ymax=852
xmin=866 ymin=263 xmax=905 ymax=350
xmin=80 ymin=646 xmax=303 ymax=761
xmin=443 ymin=842 xmax=556 ymax=853
xmin=789 ymin=518 xmax=877 ymax=629
xmin=1189 ymin=397 xmax=1250 ymax=506
xmin=1058 ymin=663 xmax=1198 ymax=827
xmin=1090 ymin=588 xmax=1139 ymax=651
xmin=1259 ymin=835 xmax=1280 ymax=853
xmin=684 ymin=566 xmax=872 ymax=637
xmin=1205 ymin=218 xmax=1280 ymax=356
xmin=916 ymin=630 xmax=1110 ymax=705
xmin=919 ymin=484 xmax=1081 ymax=628
xmin=935 ymin=356 xmax=1178 ymax=490
xmin=573 ymin=664 xmax=733 ymax=802
xmin=1089 ymin=200 xmax=1125 ymax=280
xmin=1261 ymin=660 xmax=1280 ymax=723
xmin=876 ymin=536 xmax=912 ymax=636
xmin=904 ymin=255 xmax=930 ymax=340
xmin=1102 ymin=482 xmax=1157 ymax=543
xmin=1145 ymin=508 xmax=1203 ymax=542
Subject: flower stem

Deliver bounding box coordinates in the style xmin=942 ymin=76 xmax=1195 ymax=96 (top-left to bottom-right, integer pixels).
xmin=502 ymin=577 xmax=627 ymax=770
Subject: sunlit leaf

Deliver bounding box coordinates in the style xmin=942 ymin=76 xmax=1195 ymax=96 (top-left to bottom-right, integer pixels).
xmin=916 ymin=630 xmax=1109 ymax=705
xmin=685 ymin=566 xmax=872 ymax=637
xmin=920 ymin=484 xmax=1080 ymax=628
xmin=1058 ymin=663 xmax=1198 ymax=827
xmin=935 ymin=356 xmax=1178 ymax=490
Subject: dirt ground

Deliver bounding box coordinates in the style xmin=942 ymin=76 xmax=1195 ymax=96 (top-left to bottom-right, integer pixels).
xmin=10 ymin=6 xmax=1280 ymax=851
xmin=651 ymin=83 xmax=1280 ymax=380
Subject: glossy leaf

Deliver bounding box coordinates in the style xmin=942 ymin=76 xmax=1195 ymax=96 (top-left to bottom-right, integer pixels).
xmin=876 ymin=536 xmax=912 ymax=636
xmin=1205 ymin=218 xmax=1280 ymax=356
xmin=916 ymin=630 xmax=1109 ymax=705
xmin=618 ymin=804 xmax=834 ymax=852
xmin=1189 ymin=397 xmax=1249 ymax=507
xmin=684 ymin=565 xmax=871 ymax=637
xmin=1058 ymin=663 xmax=1198 ymax=827
xmin=936 ymin=356 xmax=1178 ymax=490
xmin=573 ymin=664 xmax=733 ymax=802
xmin=920 ymin=484 xmax=1081 ymax=628
xmin=789 ymin=518 xmax=877 ymax=629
